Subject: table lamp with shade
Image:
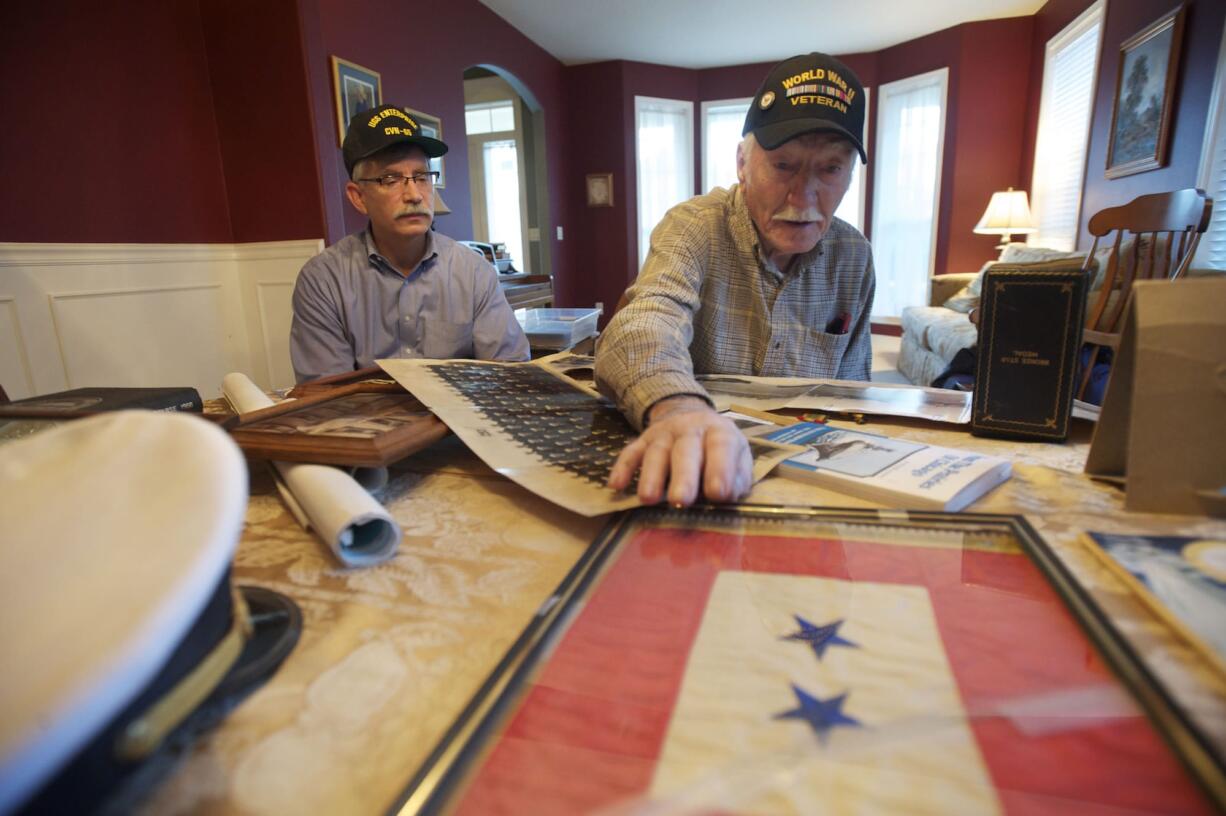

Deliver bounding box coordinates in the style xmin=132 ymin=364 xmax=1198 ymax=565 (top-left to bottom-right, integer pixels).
xmin=432 ymin=189 xmax=451 ymax=215
xmin=974 ymin=188 xmax=1036 ymax=257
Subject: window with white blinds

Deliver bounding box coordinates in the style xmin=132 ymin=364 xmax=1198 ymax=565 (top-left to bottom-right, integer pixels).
xmin=1029 ymin=1 xmax=1103 ymax=252
xmin=701 ymin=98 xmax=751 ymax=193
xmin=635 ymin=96 xmax=694 ymax=267
xmin=1194 ymin=20 xmax=1226 ymax=269
xmin=871 ymin=69 xmax=948 ymax=318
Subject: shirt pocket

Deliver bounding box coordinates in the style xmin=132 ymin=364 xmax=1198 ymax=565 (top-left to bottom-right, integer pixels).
xmin=797 ymin=327 xmax=853 ymax=377
xmin=422 ymin=319 xmax=475 ymax=359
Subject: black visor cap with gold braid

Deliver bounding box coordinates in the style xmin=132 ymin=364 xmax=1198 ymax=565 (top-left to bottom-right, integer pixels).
xmin=18 ymin=578 xmax=300 ymax=815
xmin=742 ymin=52 xmax=867 ymax=163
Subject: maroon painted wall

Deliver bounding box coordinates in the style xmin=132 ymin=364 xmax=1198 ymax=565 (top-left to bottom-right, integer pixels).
xmin=0 ymin=0 xmax=234 ymax=243
xmin=561 ymin=62 xmax=633 ymax=314
xmin=948 ymin=18 xmax=1035 ymax=274
xmin=200 ymin=0 xmax=325 ymax=243
xmin=4 ymin=0 xmax=1220 ymax=309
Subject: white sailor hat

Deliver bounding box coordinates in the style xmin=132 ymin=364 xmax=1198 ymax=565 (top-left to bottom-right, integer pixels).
xmin=0 ymin=411 xmax=300 ymax=814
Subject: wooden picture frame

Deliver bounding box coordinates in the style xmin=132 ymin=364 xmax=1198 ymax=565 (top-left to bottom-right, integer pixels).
xmin=1105 ymin=4 xmax=1186 ymax=179
xmin=390 ymin=505 xmax=1226 ymax=813
xmin=404 ymin=107 xmax=446 ymax=188
xmin=585 ymin=172 xmax=614 ymax=207
xmin=331 ymin=56 xmax=382 ymax=146
xmin=228 ymin=382 xmax=448 ymax=467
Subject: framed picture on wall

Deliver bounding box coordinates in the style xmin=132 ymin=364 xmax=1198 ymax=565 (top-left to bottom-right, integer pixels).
xmin=1105 ymin=4 xmax=1186 ymax=179
xmin=331 ymin=56 xmax=382 ymax=146
xmin=404 ymin=107 xmax=446 ymax=188
xmin=586 ymin=173 xmax=614 ymax=207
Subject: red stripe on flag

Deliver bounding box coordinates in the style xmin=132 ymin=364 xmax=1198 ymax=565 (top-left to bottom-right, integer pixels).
xmin=455 ymin=528 xmax=1211 ymax=814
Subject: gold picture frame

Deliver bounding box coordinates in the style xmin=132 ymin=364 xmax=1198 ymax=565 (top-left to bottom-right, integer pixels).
xmin=1105 ymin=4 xmax=1186 ymax=179
xmin=331 ymin=56 xmax=382 ymax=146
xmin=229 ymin=381 xmax=447 ymax=467
xmin=586 ymin=172 xmax=614 ymax=207
xmin=404 ymin=107 xmax=446 ymax=188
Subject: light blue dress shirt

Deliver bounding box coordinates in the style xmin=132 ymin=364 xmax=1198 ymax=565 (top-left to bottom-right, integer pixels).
xmin=290 ymin=227 xmax=530 ymax=382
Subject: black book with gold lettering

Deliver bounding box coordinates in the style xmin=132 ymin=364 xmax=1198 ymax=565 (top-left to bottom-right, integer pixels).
xmin=971 ymin=261 xmax=1088 ymax=441
xmin=0 ymin=386 xmax=203 ymax=417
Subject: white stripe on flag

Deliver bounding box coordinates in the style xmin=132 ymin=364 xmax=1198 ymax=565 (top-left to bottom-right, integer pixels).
xmin=645 ymin=572 xmax=1000 ymax=815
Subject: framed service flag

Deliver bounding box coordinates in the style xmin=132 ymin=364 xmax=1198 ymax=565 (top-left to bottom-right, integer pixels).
xmin=391 ymin=506 xmax=1224 ymax=814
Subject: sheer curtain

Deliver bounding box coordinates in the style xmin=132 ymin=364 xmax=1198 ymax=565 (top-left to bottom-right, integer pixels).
xmin=702 ymin=99 xmax=750 ymax=192
xmin=871 ymin=69 xmax=948 ymax=318
xmin=636 ymin=96 xmax=694 ymax=267
xmin=483 ymin=140 xmax=523 ymax=269
xmin=1030 ymin=2 xmax=1102 ymax=252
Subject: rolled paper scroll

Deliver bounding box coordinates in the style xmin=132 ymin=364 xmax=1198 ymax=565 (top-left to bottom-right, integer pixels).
xmin=221 ymin=373 xmax=401 ymax=566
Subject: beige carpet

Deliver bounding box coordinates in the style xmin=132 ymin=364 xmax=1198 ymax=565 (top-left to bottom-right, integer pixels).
xmin=870 ymin=334 xmax=910 ymax=384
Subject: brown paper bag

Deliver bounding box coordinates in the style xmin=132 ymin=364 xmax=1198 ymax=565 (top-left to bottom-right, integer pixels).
xmin=1085 ymin=278 xmax=1226 ymax=515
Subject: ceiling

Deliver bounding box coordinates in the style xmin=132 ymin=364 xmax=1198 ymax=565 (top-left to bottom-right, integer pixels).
xmin=478 ymin=0 xmax=1045 ymax=69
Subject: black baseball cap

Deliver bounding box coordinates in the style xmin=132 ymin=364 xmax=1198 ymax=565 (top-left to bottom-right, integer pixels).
xmin=743 ymin=53 xmax=867 ymax=162
xmin=342 ymin=104 xmax=448 ymax=175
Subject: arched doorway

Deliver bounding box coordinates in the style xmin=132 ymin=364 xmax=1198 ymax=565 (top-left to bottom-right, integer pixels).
xmin=462 ymin=65 xmax=552 ymax=279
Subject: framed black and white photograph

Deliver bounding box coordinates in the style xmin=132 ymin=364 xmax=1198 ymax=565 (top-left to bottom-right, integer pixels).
xmin=585 ymin=172 xmax=614 ymax=207
xmin=229 ymin=382 xmax=446 ymax=467
xmin=404 ymin=107 xmax=446 ymax=188
xmin=1105 ymin=5 xmax=1186 ymax=179
xmin=331 ymin=56 xmax=382 ymax=146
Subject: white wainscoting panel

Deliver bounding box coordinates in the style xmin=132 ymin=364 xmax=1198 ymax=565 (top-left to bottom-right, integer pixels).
xmin=49 ymin=284 xmax=229 ymax=392
xmin=255 ymin=281 xmax=297 ymax=390
xmin=0 ymin=239 xmax=322 ymax=399
xmin=0 ymin=298 xmax=36 ymax=400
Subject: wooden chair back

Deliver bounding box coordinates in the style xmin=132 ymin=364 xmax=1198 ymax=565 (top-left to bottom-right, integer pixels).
xmin=1076 ymin=188 xmax=1212 ymax=400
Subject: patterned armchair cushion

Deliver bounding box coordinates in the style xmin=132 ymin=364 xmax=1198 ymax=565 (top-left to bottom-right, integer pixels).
xmin=900 ymin=306 xmax=979 ymax=360
xmin=940 ymin=241 xmax=1142 ymax=312
xmin=942 ymin=245 xmax=1087 ymax=312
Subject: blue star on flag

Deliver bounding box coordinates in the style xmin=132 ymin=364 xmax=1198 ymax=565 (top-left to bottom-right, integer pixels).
xmin=774 ymin=685 xmax=861 ymax=743
xmin=781 ymin=615 xmax=857 ymax=660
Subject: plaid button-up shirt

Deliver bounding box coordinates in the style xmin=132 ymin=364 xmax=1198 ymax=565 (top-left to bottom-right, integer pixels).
xmin=596 ymin=184 xmax=875 ymax=428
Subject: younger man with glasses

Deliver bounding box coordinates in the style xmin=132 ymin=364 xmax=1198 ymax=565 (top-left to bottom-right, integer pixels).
xmin=290 ymin=104 xmax=529 ymax=383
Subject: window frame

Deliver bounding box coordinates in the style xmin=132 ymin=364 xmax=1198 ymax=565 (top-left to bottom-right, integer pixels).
xmin=699 ymin=97 xmax=752 ymax=193
xmin=1028 ymin=0 xmax=1104 ymax=252
xmin=1194 ymin=15 xmax=1226 ymax=269
xmin=870 ymin=66 xmax=950 ymax=315
xmin=634 ymin=95 xmax=695 ymax=268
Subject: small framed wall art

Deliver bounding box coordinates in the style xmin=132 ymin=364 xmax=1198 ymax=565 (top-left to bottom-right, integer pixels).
xmin=586 ymin=172 xmax=614 ymax=207
xmin=331 ymin=56 xmax=382 ymax=146
xmin=228 ymin=381 xmax=447 ymax=467
xmin=1105 ymin=4 xmax=1186 ymax=179
xmin=405 ymin=107 xmax=446 ymax=188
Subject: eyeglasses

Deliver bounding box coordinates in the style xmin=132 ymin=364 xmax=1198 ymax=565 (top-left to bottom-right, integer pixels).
xmin=357 ymin=171 xmax=440 ymax=192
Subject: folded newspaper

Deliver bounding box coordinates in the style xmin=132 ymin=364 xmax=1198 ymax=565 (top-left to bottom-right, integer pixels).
xmin=697 ymin=374 xmax=972 ymax=423
xmin=378 ymin=358 xmax=801 ymax=517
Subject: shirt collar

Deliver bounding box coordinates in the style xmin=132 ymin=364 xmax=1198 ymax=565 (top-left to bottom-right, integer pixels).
xmin=363 ymin=225 xmax=438 ymax=277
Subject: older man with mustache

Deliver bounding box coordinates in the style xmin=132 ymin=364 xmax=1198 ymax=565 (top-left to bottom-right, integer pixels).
xmin=596 ymin=53 xmax=875 ymax=507
xmin=290 ymin=104 xmax=528 ymax=383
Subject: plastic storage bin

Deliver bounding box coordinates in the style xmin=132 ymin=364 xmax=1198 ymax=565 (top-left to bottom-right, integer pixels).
xmin=515 ymin=307 xmax=601 ymax=349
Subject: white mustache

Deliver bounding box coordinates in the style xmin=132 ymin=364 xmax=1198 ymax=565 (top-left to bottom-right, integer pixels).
xmin=396 ymin=206 xmax=432 ymax=218
xmin=772 ymin=207 xmax=822 ymax=223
